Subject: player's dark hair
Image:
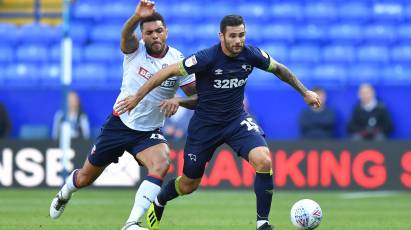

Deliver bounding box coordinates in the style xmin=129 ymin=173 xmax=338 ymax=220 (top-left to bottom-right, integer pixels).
xmin=140 ymin=12 xmax=166 ymax=30
xmin=220 ymin=15 xmax=245 ymax=33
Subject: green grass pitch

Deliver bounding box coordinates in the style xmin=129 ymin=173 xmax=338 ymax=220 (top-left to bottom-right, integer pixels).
xmin=0 ymin=189 xmax=410 ymax=230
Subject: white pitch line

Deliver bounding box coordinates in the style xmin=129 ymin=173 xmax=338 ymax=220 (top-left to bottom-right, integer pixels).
xmin=340 ymin=191 xmax=401 ymax=199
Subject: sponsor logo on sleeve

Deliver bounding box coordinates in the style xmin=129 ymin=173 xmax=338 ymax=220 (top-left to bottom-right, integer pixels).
xmin=260 ymin=49 xmax=269 ymax=59
xmin=185 ymin=55 xmax=197 ymax=67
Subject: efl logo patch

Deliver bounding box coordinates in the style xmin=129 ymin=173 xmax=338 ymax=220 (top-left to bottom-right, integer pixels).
xmin=260 ymin=49 xmax=269 ymax=59
xmin=90 ymin=145 xmax=96 ymax=154
xmin=185 ymin=55 xmax=197 ymax=67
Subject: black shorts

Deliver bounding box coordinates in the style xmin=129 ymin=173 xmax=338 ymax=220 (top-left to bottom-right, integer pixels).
xmin=88 ymin=115 xmax=167 ymax=167
xmin=183 ymin=112 xmax=267 ymax=179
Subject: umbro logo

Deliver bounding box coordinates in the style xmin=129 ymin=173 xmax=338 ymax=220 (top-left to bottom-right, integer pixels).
xmin=214 ymin=69 xmax=223 ymax=75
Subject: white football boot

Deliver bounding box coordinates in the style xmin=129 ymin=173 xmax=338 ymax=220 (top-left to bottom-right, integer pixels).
xmin=49 ymin=191 xmax=71 ymax=219
xmin=121 ymin=221 xmax=148 ymax=230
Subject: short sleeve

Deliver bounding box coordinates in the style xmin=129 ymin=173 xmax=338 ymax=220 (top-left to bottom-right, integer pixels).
xmin=178 ymin=49 xmax=211 ymax=76
xmin=124 ymin=40 xmax=145 ymax=64
xmin=247 ymin=46 xmax=276 ymax=72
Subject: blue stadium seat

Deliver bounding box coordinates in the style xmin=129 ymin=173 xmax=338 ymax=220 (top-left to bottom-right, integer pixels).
xmin=4 ymin=63 xmax=39 ymax=85
xmin=49 ymin=43 xmax=83 ymax=64
xmin=397 ymin=24 xmax=411 ymax=42
xmin=73 ymin=3 xmax=101 ymax=20
xmin=363 ymin=24 xmax=396 ymax=44
xmin=286 ymin=63 xmax=312 ymax=83
xmin=338 ymin=2 xmax=371 ymax=22
xmin=39 ymin=64 xmax=61 ymax=86
xmin=406 ymin=4 xmax=411 ymax=20
xmin=261 ymin=44 xmax=288 ymax=63
xmin=328 ymin=24 xmax=363 ymax=44
xmin=0 ymin=45 xmax=14 ymax=63
xmin=70 ymin=23 xmax=89 ymax=44
xmin=19 ymin=125 xmax=49 ymax=139
xmin=391 ymin=45 xmax=411 ymax=63
xmin=304 ymin=2 xmax=337 ymax=22
xmin=296 ymin=25 xmax=326 ymax=43
xmin=0 ymin=68 xmax=4 ymax=84
xmin=322 ymin=45 xmax=355 ymax=63
xmin=236 ymin=3 xmax=267 ymax=18
xmin=289 ymin=45 xmax=321 ymax=63
xmin=167 ymin=2 xmax=204 ymax=22
xmin=312 ymin=64 xmax=347 ymax=85
xmin=192 ymin=23 xmax=219 ymax=44
xmin=246 ymin=23 xmax=264 ymax=44
xmin=202 ymin=3 xmax=232 ymax=21
xmin=17 ymin=24 xmax=58 ymax=45
xmin=357 ymin=45 xmax=390 ymax=63
xmin=381 ymin=65 xmax=411 ymax=84
xmin=73 ymin=63 xmax=108 ymax=86
xmin=347 ymin=64 xmax=381 ymax=85
xmin=0 ymin=24 xmax=18 ymax=44
xmin=167 ymin=24 xmax=193 ymax=43
xmin=269 ymin=3 xmax=303 ymax=22
xmin=83 ymin=43 xmax=122 ymax=63
xmin=102 ymin=3 xmax=134 ymax=21
xmin=107 ymin=64 xmax=123 ymax=85
xmin=16 ymin=44 xmax=48 ymax=63
xmin=89 ymin=24 xmax=122 ymax=43
xmin=261 ymin=24 xmax=295 ymax=43
xmin=372 ymin=2 xmax=403 ymax=22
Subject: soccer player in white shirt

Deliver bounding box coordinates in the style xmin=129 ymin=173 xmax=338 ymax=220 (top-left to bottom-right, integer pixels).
xmin=49 ymin=1 xmax=197 ymax=229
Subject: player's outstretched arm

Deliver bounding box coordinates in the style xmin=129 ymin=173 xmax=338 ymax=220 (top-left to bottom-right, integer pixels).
xmin=159 ymin=94 xmax=198 ymax=117
xmin=272 ymin=61 xmax=321 ymax=109
xmin=179 ymin=82 xmax=198 ymax=109
xmin=159 ymin=81 xmax=198 ymax=117
xmin=115 ymin=63 xmax=183 ymax=115
xmin=120 ymin=0 xmax=155 ymax=54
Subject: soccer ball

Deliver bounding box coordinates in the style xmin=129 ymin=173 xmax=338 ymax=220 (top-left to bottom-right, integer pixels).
xmin=290 ymin=199 xmax=323 ymax=230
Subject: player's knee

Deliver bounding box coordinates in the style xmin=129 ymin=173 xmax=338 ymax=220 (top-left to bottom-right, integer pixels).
xmin=252 ymin=152 xmax=272 ymax=172
xmin=151 ymin=156 xmax=170 ymax=176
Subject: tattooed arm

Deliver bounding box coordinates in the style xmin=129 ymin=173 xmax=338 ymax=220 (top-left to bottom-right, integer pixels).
xmin=271 ymin=60 xmax=321 ymax=108
xmin=272 ymin=62 xmax=308 ymax=96
xmin=120 ymin=0 xmax=155 ymax=54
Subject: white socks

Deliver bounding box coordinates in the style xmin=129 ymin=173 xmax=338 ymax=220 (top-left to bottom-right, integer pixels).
xmin=126 ymin=180 xmax=161 ymax=223
xmin=60 ymin=169 xmax=79 ymax=200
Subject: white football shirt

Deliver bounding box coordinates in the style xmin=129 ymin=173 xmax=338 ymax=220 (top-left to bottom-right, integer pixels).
xmin=114 ymin=40 xmax=195 ymax=131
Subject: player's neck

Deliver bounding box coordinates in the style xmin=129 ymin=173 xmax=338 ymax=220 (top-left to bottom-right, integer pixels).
xmin=147 ymin=45 xmax=169 ymax=59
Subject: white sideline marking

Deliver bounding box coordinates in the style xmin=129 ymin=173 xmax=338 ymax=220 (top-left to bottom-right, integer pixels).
xmin=340 ymin=191 xmax=400 ymax=199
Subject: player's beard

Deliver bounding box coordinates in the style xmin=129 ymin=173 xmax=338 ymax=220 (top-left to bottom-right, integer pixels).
xmin=147 ymin=41 xmax=165 ymax=55
xmin=224 ymin=39 xmax=244 ymax=56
